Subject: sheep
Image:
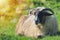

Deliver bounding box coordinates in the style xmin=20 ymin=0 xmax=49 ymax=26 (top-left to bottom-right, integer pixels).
xmin=29 ymin=7 xmax=58 ymax=36
xmin=16 ymin=14 xmax=45 ymax=38
xmin=16 ymin=7 xmax=58 ymax=38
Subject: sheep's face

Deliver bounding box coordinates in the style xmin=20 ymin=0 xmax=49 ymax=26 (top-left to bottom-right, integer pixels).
xmin=34 ymin=10 xmax=46 ymax=24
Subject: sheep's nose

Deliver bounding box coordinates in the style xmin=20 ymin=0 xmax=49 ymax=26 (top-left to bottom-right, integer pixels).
xmin=37 ymin=35 xmax=44 ymax=39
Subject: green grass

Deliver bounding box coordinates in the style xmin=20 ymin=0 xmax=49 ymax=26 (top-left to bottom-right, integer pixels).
xmin=0 ymin=9 xmax=60 ymax=40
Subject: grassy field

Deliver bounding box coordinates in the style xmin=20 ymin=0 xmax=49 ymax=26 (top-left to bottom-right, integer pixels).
xmin=0 ymin=8 xmax=60 ymax=40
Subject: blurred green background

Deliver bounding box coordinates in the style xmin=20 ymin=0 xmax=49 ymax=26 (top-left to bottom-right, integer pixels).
xmin=0 ymin=0 xmax=60 ymax=40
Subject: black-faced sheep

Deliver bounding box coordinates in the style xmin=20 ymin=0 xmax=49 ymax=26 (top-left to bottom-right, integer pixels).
xmin=16 ymin=7 xmax=58 ymax=38
xmin=30 ymin=7 xmax=58 ymax=36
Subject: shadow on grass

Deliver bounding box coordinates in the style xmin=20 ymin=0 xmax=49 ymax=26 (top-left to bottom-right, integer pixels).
xmin=57 ymin=31 xmax=60 ymax=35
xmin=0 ymin=33 xmax=36 ymax=40
xmin=0 ymin=31 xmax=60 ymax=40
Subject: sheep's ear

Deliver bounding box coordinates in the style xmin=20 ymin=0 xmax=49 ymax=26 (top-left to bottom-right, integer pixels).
xmin=29 ymin=10 xmax=32 ymax=15
xmin=44 ymin=12 xmax=53 ymax=16
xmin=29 ymin=9 xmax=36 ymax=15
xmin=40 ymin=8 xmax=54 ymax=16
xmin=43 ymin=11 xmax=53 ymax=16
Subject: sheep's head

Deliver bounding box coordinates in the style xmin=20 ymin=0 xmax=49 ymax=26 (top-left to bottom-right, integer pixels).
xmin=29 ymin=7 xmax=54 ymax=24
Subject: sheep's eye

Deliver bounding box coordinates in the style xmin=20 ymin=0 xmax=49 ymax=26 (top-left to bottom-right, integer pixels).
xmin=34 ymin=12 xmax=36 ymax=15
xmin=30 ymin=11 xmax=32 ymax=14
